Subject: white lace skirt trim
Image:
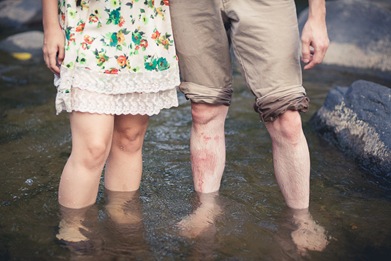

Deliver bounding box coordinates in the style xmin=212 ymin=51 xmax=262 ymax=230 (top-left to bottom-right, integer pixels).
xmin=55 ymin=87 xmax=178 ymax=116
xmin=53 ymin=64 xmax=180 ymax=115
xmin=58 ymin=64 xmax=180 ymax=95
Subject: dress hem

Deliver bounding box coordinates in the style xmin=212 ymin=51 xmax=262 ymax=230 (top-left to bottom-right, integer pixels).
xmin=56 ymin=103 xmax=179 ymax=116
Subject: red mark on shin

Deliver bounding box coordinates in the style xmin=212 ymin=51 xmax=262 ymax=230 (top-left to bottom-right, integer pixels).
xmin=200 ymin=132 xmax=212 ymax=143
xmin=191 ymin=149 xmax=218 ymax=192
xmin=197 ymin=177 xmax=204 ymax=192
xmin=203 ymin=135 xmax=212 ymax=143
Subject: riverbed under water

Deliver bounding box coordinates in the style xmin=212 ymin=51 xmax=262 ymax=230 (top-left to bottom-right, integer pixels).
xmin=1 ymin=28 xmax=391 ymax=261
xmin=1 ymin=51 xmax=391 ymax=260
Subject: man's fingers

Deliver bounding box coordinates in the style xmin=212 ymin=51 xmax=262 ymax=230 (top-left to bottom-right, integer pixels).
xmin=304 ymin=44 xmax=327 ymax=70
xmin=312 ymin=49 xmax=324 ymax=64
xmin=303 ymin=50 xmax=320 ymax=70
xmin=301 ymin=38 xmax=312 ymax=64
xmin=303 ymin=40 xmax=329 ymax=70
xmin=303 ymin=60 xmax=316 ymax=70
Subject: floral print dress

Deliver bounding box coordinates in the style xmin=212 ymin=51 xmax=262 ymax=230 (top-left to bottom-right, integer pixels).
xmin=55 ymin=0 xmax=179 ymax=115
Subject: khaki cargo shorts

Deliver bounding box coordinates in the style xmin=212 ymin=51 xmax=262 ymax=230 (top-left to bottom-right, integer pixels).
xmin=170 ymin=0 xmax=309 ymax=122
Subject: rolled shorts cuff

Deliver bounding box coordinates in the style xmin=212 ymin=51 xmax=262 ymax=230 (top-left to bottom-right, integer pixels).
xmin=254 ymin=88 xmax=310 ymax=122
xmin=179 ymin=81 xmax=233 ymax=106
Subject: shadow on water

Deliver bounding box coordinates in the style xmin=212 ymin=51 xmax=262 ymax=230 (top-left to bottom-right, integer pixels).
xmin=1 ymin=7 xmax=391 ymax=261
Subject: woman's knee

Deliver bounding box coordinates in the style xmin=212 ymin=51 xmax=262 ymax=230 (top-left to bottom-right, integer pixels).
xmin=73 ymin=140 xmax=110 ymax=169
xmin=112 ymin=127 xmax=147 ymax=152
xmin=111 ymin=115 xmax=149 ymax=152
xmin=69 ymin=112 xmax=114 ymax=168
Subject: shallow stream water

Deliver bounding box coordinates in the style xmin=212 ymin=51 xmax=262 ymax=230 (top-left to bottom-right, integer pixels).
xmin=1 ymin=3 xmax=391 ymax=259
xmin=1 ymin=49 xmax=391 ymax=260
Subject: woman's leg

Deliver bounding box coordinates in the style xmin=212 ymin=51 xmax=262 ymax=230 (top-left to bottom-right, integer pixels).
xmin=104 ymin=189 xmax=142 ymax=225
xmin=104 ymin=114 xmax=149 ymax=192
xmin=59 ymin=112 xmax=114 ymax=209
xmin=56 ymin=205 xmax=92 ymax=243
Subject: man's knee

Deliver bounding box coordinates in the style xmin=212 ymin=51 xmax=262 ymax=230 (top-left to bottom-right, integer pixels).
xmin=267 ymin=110 xmax=303 ymax=143
xmin=191 ymin=103 xmax=228 ymax=126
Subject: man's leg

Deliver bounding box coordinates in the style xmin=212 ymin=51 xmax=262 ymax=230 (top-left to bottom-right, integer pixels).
xmin=265 ymin=110 xmax=310 ymax=210
xmin=225 ymin=0 xmax=309 ymax=209
xmin=190 ymin=103 xmax=229 ymax=193
xmin=177 ymin=191 xmax=222 ymax=238
xmin=170 ymin=1 xmax=233 ymax=192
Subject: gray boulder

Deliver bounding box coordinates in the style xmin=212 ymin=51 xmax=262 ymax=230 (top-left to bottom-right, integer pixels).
xmin=310 ymin=80 xmax=391 ymax=184
xmin=0 ymin=31 xmax=43 ymax=60
xmin=298 ymin=0 xmax=391 ymax=74
xmin=371 ymin=0 xmax=391 ymax=10
xmin=0 ymin=0 xmax=42 ymax=27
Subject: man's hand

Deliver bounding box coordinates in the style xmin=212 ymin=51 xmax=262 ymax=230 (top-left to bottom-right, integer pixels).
xmin=301 ymin=1 xmax=329 ymax=70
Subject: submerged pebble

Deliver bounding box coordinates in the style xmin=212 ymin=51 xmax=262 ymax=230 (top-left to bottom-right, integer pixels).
xmin=25 ymin=178 xmax=34 ymax=186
